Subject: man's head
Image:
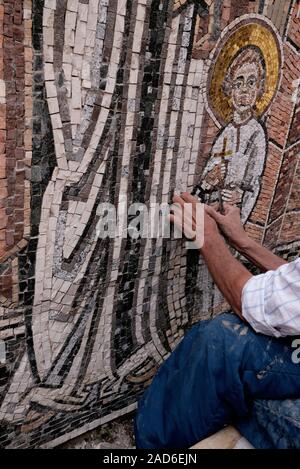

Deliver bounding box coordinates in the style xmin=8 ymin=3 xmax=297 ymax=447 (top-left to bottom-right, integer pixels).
xmin=222 ymin=46 xmax=266 ymax=115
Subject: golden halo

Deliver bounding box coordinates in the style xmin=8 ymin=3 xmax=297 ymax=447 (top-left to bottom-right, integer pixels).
xmin=208 ymin=20 xmax=281 ymax=125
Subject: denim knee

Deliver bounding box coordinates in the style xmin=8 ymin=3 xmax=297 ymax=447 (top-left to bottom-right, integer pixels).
xmin=192 ymin=312 xmax=249 ymax=355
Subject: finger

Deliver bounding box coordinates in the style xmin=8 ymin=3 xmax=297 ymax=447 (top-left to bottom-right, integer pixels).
xmin=205 ymin=204 xmax=222 ymax=222
xmin=209 ymin=201 xmax=220 ymax=211
xmin=169 ymin=202 xmax=182 ymax=214
xmin=168 ymin=212 xmax=182 ymax=222
xmin=174 ymin=194 xmax=197 ymax=220
xmin=172 ymin=194 xmax=185 ymax=208
xmin=176 ymin=206 xmax=194 ymax=230
xmin=172 ymin=205 xmax=185 ymax=226
xmin=168 ymin=212 xmax=183 ymax=231
xmin=171 ymin=203 xmax=191 ymax=223
xmin=204 ymin=204 xmax=217 ymax=215
xmin=220 ymin=203 xmax=231 ymax=215
xmin=224 ymin=203 xmax=240 ymax=214
xmin=169 ymin=206 xmax=183 ymax=216
xmin=180 ymin=192 xmax=199 ymax=204
xmin=223 ymin=201 xmax=236 ymax=210
xmin=172 ymin=205 xmax=196 ymax=235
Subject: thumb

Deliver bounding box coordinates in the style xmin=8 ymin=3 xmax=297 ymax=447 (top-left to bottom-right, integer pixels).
xmin=205 ymin=204 xmax=223 ymax=222
xmin=209 ymin=202 xmax=220 ymax=211
xmin=223 ymin=202 xmax=238 ymax=214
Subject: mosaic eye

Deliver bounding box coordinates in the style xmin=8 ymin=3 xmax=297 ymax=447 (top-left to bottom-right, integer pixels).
xmin=247 ymin=76 xmax=257 ymax=88
xmin=233 ymin=80 xmax=243 ymax=90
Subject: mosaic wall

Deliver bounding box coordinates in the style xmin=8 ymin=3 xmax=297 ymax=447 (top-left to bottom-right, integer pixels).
xmin=0 ymin=0 xmax=299 ymax=448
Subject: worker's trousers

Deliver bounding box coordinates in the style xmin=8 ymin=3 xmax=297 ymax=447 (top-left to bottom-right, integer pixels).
xmin=135 ymin=313 xmax=300 ymax=449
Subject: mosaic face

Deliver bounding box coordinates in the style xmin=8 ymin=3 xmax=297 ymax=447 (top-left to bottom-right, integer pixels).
xmin=232 ymin=62 xmax=259 ymax=108
xmin=0 ymin=0 xmax=299 ymax=449
xmin=225 ymin=48 xmax=265 ymax=115
xmin=208 ymin=21 xmax=281 ymax=125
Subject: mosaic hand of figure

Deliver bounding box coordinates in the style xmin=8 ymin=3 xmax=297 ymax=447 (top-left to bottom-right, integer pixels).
xmin=221 ymin=187 xmax=243 ymax=206
xmin=202 ymin=162 xmax=226 ymax=190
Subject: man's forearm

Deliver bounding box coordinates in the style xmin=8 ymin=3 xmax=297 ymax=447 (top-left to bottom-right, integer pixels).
xmin=204 ymin=203 xmax=287 ymax=273
xmin=201 ymin=232 xmax=252 ymax=318
xmin=235 ymin=237 xmax=287 ymax=272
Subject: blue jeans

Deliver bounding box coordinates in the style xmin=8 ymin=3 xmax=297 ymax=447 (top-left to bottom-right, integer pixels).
xmin=134 ymin=313 xmax=300 ymax=449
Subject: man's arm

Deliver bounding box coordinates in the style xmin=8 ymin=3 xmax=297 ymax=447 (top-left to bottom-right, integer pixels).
xmin=235 ymin=237 xmax=287 ymax=272
xmin=169 ymin=193 xmax=252 ymax=319
xmin=205 ymin=203 xmax=287 ymax=272
xmin=169 ymin=193 xmax=296 ymax=336
xmin=200 ymin=228 xmax=252 ymax=319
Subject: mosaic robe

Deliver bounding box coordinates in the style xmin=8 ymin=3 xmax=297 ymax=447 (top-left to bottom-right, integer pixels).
xmin=202 ymin=117 xmax=267 ymax=223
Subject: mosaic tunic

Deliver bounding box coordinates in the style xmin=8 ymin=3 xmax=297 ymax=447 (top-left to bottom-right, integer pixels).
xmin=202 ymin=117 xmax=267 ymax=223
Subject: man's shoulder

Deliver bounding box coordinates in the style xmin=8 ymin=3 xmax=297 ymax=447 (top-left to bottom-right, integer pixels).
xmin=293 ymin=257 xmax=300 ymax=269
xmin=276 ymin=257 xmax=300 ymax=278
xmin=287 ymin=257 xmax=300 ymax=268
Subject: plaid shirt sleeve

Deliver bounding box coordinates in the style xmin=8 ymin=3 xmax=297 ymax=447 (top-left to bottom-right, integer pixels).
xmin=241 ymin=258 xmax=300 ymax=337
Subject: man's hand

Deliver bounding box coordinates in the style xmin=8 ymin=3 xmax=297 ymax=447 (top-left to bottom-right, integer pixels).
xmin=168 ymin=192 xmax=219 ymax=249
xmin=205 ymin=203 xmax=250 ymax=251
xmin=169 ymin=193 xmax=253 ymax=318
xmin=206 ymin=202 xmax=287 ymax=272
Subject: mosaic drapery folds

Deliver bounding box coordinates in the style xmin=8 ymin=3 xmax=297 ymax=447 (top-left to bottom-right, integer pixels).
xmin=0 ymin=0 xmax=299 ymax=448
